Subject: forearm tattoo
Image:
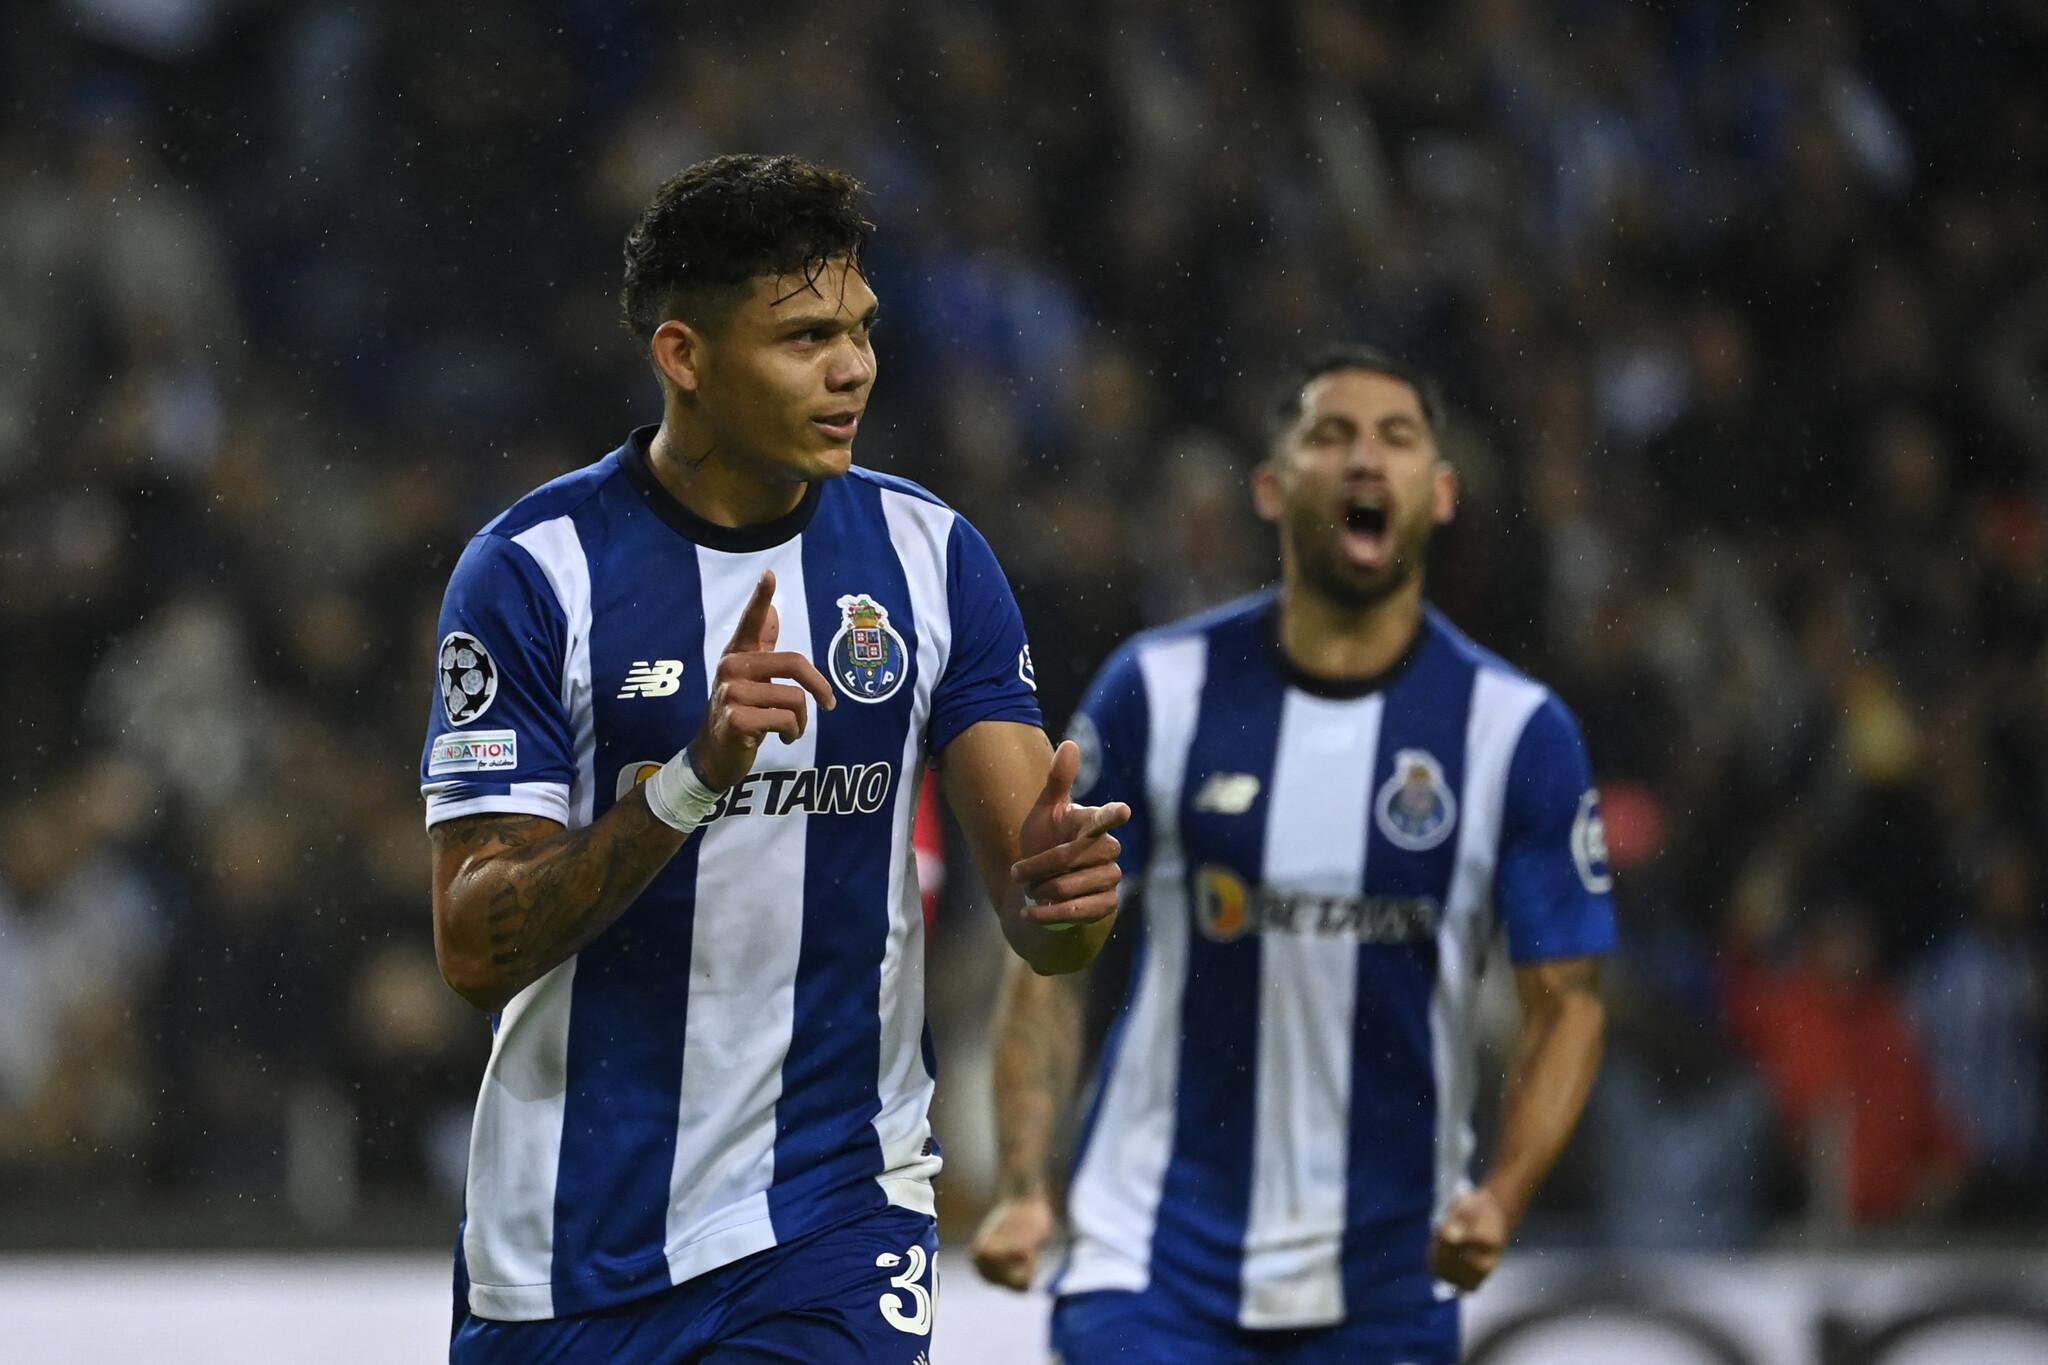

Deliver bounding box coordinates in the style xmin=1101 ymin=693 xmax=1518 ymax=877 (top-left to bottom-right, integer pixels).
xmin=433 ymin=790 xmax=682 ymax=995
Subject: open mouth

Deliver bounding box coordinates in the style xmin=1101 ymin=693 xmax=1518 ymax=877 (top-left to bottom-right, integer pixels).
xmin=813 ymin=411 xmax=861 ymax=442
xmin=1338 ymin=499 xmax=1391 ymax=568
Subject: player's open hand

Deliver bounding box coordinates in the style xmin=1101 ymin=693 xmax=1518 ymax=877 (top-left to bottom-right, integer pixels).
xmin=1012 ymin=739 xmax=1130 ymax=929
xmin=692 ymin=570 xmax=836 ymax=792
xmin=1429 ymin=1186 xmax=1511 ymax=1291
xmin=970 ymin=1190 xmax=1056 ymax=1291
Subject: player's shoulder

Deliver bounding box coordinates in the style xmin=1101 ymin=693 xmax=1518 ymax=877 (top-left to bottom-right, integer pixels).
xmin=1138 ymin=589 xmax=1278 ymax=655
xmin=841 ymin=465 xmax=1018 ymax=576
xmin=1094 ymin=589 xmax=1278 ymax=686
xmin=1424 ymin=605 xmax=1544 ymax=692
xmin=844 ymin=464 xmax=951 ymax=512
xmin=476 ymin=445 xmax=625 ymax=544
xmin=1421 ymin=606 xmax=1584 ymax=742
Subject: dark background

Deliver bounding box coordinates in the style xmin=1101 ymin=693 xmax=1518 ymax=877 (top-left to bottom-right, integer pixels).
xmin=2 ymin=0 xmax=2044 ymax=1253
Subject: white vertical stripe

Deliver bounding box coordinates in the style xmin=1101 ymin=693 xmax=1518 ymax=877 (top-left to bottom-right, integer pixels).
xmin=513 ymin=519 xmax=597 ymax=828
xmin=872 ymin=489 xmax=958 ymax=1213
xmin=1061 ymin=633 xmax=1207 ymax=1296
xmin=1431 ymin=668 xmax=1548 ymax=1218
xmin=877 ymin=490 xmax=956 ymax=687
xmin=461 ymin=961 xmax=577 ymax=1318
xmin=1238 ymin=692 xmax=1381 ymax=1329
xmin=463 ymin=517 xmax=595 ymax=1319
xmin=664 ymin=538 xmax=817 ymax=1282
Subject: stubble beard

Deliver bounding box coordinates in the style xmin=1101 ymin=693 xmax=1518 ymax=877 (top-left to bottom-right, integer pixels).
xmin=1291 ymin=512 xmax=1431 ymax=612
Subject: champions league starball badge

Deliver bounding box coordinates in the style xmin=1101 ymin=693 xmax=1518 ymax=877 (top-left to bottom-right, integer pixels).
xmin=438 ymin=630 xmax=499 ymax=725
xmin=829 ymin=593 xmax=909 ymax=703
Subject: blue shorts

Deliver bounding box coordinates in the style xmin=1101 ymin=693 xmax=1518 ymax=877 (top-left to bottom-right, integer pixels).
xmin=1050 ymin=1289 xmax=1458 ymax=1365
xmin=451 ymin=1206 xmax=938 ymax=1364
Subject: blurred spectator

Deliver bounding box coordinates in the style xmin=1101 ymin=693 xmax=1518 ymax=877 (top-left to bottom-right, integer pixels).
xmin=0 ymin=775 xmax=165 ymax=1173
xmin=1723 ymin=876 xmax=1967 ymax=1228
xmin=1909 ymin=839 xmax=2045 ymax=1216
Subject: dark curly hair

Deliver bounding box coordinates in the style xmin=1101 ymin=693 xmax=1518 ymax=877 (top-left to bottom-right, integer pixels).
xmin=1264 ymin=344 xmax=1446 ymax=448
xmin=620 ymin=153 xmax=873 ymax=338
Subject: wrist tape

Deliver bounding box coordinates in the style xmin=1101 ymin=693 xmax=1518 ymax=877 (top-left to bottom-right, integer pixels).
xmin=644 ymin=748 xmax=721 ymax=834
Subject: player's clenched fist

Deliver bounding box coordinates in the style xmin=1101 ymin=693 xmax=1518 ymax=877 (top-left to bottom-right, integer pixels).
xmin=970 ymin=1189 xmax=1056 ymax=1292
xmin=1428 ymin=1185 xmax=1511 ymax=1291
xmin=692 ymin=570 xmax=837 ymax=792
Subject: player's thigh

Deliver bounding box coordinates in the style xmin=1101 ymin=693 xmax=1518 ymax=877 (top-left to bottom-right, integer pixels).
xmin=1050 ymin=1290 xmax=1259 ymax=1365
xmin=699 ymin=1206 xmax=939 ymax=1365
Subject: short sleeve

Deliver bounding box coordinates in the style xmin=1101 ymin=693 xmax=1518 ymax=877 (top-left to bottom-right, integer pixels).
xmin=1495 ymin=694 xmax=1618 ymax=963
xmin=419 ymin=533 xmax=578 ymax=829
xmin=926 ymin=514 xmax=1044 ymax=754
xmin=1068 ymin=641 xmax=1151 ymax=881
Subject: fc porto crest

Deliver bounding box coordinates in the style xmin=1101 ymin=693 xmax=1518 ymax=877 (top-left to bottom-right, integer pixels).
xmin=1375 ymin=748 xmax=1458 ymax=851
xmin=830 ymin=593 xmax=909 ymax=703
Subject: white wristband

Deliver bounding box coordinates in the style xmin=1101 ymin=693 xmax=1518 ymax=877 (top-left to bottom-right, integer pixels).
xmin=644 ymin=748 xmax=721 ymax=834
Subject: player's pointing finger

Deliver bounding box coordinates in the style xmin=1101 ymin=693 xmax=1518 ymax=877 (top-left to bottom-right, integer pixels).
xmin=724 ymin=570 xmax=778 ymax=655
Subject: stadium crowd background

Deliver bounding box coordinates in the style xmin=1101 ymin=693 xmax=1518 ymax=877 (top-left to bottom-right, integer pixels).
xmin=2 ymin=0 xmax=2044 ymax=1259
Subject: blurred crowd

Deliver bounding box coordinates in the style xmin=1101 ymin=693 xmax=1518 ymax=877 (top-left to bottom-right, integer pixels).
xmin=2 ymin=0 xmax=2044 ymax=1249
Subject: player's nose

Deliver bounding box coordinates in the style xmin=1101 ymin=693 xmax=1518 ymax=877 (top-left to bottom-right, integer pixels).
xmin=825 ymin=337 xmax=875 ymax=392
xmin=1343 ymin=435 xmax=1386 ymax=473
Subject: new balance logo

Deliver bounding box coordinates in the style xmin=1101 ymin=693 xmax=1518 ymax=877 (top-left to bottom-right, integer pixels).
xmin=1193 ymin=771 xmax=1261 ymax=814
xmin=618 ymin=659 xmax=684 ymax=699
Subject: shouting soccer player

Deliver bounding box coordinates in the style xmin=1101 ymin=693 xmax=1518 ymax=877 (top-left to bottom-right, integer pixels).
xmin=971 ymin=347 xmax=1614 ymax=1363
xmin=420 ymin=154 xmax=1128 ymax=1363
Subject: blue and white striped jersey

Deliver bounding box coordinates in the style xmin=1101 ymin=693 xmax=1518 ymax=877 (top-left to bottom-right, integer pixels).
xmin=1055 ymin=592 xmax=1615 ymax=1330
xmin=419 ymin=427 xmax=1040 ymax=1321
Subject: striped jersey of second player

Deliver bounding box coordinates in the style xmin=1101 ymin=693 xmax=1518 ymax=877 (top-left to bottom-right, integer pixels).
xmin=419 ymin=427 xmax=1040 ymax=1321
xmin=1054 ymin=592 xmax=1616 ymax=1330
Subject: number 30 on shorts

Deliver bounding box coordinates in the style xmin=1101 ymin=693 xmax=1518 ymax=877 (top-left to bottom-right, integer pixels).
xmin=876 ymin=1245 xmax=936 ymax=1335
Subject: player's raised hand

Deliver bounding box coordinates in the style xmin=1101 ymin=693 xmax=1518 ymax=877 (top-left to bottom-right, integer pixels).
xmin=1428 ymin=1186 xmax=1511 ymax=1291
xmin=692 ymin=570 xmax=836 ymax=791
xmin=970 ymin=1189 xmax=1056 ymax=1291
xmin=1011 ymin=739 xmax=1130 ymax=929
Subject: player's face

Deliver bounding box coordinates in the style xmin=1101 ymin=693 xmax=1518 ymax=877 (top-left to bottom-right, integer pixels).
xmin=690 ymin=256 xmax=879 ymax=483
xmin=1255 ymin=368 xmax=1456 ymax=609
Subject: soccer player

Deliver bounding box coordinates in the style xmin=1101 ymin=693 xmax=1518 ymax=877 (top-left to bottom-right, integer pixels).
xmin=420 ymin=154 xmax=1128 ymax=1363
xmin=970 ymin=347 xmax=1615 ymax=1363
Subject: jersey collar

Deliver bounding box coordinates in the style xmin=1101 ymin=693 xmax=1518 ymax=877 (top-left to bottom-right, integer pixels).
xmin=620 ymin=425 xmax=823 ymax=552
xmin=1269 ymin=595 xmax=1431 ymax=699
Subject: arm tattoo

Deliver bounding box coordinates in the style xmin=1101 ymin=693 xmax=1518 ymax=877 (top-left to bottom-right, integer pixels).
xmin=433 ymin=790 xmax=684 ymax=998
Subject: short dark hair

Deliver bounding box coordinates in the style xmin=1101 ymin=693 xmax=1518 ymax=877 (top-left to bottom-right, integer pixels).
xmin=620 ymin=153 xmax=873 ymax=338
xmin=1264 ymin=344 xmax=1446 ymax=448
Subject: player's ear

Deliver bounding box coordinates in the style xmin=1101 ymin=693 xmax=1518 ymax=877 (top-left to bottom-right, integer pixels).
xmin=651 ymin=319 xmax=705 ymax=396
xmin=1251 ymin=459 xmax=1284 ymax=524
xmin=1431 ymin=459 xmax=1458 ymax=526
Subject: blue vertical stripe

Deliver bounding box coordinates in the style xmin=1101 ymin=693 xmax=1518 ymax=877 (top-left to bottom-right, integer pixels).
xmin=769 ymin=476 xmax=919 ymax=1235
xmin=1341 ymin=629 xmax=1473 ymax=1314
xmin=550 ymin=490 xmax=709 ymax=1312
xmin=1153 ymin=605 xmax=1287 ymax=1323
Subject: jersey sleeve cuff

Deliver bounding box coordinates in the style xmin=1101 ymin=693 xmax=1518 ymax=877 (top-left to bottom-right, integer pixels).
xmin=1505 ymin=919 xmax=1618 ymax=964
xmin=422 ymin=779 xmax=573 ymax=830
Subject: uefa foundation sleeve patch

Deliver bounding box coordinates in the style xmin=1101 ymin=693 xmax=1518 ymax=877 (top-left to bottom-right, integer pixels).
xmin=428 ymin=730 xmax=520 ymax=774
